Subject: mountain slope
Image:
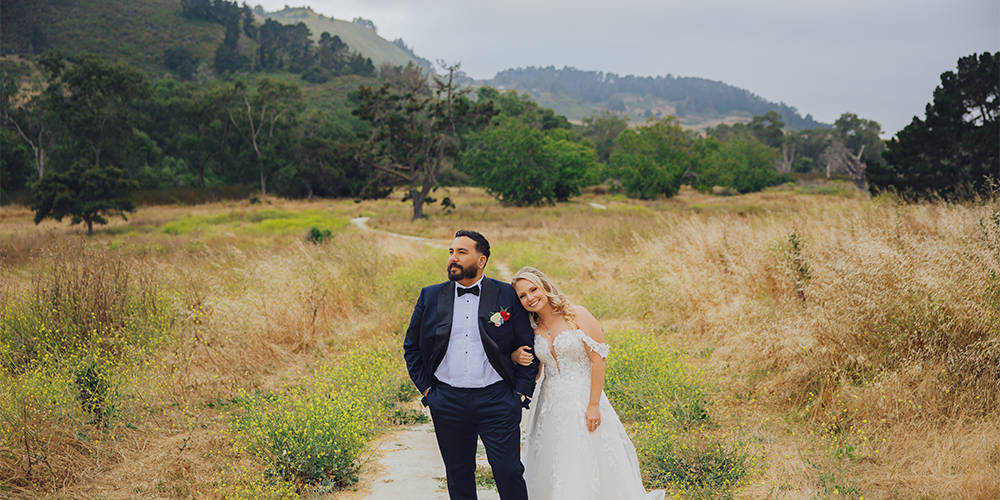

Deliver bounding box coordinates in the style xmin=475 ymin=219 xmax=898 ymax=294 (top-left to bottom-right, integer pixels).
xmin=260 ymin=8 xmax=421 ymax=71
xmin=489 ymin=66 xmax=827 ymax=131
xmin=1 ymin=0 xmax=223 ymax=75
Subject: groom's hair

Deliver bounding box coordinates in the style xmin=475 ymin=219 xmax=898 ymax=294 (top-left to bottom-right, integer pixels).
xmin=455 ymin=230 xmax=490 ymax=263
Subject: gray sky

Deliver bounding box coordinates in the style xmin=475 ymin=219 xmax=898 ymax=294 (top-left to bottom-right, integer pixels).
xmin=256 ymin=0 xmax=998 ymax=135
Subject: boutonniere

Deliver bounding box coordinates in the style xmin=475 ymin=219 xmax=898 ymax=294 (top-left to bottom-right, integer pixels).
xmin=489 ymin=307 xmax=510 ymax=327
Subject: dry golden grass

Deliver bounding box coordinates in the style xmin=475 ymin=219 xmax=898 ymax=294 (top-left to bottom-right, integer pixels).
xmin=1 ymin=182 xmax=997 ymax=499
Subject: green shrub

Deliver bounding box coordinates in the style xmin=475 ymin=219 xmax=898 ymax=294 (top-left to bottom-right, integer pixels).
xmin=604 ymin=328 xmax=709 ymax=425
xmin=308 ymin=227 xmax=333 ymax=244
xmin=228 ymin=342 xmax=409 ymax=488
xmin=637 ymin=426 xmax=755 ymax=499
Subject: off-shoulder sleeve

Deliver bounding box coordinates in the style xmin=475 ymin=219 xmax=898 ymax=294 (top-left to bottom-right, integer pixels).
xmin=579 ymin=332 xmax=610 ymax=359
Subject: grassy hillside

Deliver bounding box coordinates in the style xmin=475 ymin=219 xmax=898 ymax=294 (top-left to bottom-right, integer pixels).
xmin=260 ymin=8 xmax=420 ymax=71
xmin=1 ymin=0 xmax=223 ymax=75
xmin=0 ymin=1 xmax=421 ymax=79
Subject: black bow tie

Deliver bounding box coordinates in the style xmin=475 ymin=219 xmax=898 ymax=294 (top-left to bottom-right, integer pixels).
xmin=457 ymin=285 xmax=480 ymax=297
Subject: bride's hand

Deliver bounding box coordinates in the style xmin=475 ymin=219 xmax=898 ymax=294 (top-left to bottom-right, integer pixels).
xmin=586 ymin=404 xmax=601 ymax=432
xmin=511 ymin=345 xmax=533 ymax=366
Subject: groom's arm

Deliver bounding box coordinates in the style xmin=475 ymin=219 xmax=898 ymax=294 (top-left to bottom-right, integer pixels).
xmin=403 ymin=288 xmax=433 ymax=395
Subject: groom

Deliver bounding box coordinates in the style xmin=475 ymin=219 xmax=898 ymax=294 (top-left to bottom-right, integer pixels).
xmin=403 ymin=230 xmax=538 ymax=500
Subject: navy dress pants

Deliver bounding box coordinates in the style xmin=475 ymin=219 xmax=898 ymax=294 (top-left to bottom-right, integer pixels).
xmin=426 ymin=381 xmax=528 ymax=500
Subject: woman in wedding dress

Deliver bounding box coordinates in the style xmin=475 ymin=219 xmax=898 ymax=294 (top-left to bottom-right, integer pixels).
xmin=509 ymin=267 xmax=664 ymax=500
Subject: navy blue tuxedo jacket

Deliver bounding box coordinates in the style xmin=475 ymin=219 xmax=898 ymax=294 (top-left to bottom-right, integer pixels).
xmin=403 ymin=277 xmax=538 ymax=399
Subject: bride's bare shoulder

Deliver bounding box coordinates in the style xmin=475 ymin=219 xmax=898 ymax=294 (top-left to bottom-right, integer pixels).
xmin=571 ymin=306 xmax=604 ymax=342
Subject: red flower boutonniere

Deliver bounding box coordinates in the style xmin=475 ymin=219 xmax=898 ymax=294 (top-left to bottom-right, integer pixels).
xmin=489 ymin=307 xmax=510 ymax=327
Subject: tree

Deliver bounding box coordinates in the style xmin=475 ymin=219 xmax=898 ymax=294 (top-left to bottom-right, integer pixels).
xmin=0 ymin=50 xmax=65 ymax=180
xmin=229 ymin=76 xmax=304 ymax=197
xmin=145 ymin=80 xmax=236 ymax=187
xmin=477 ymin=87 xmax=571 ymax=131
xmin=32 ymin=159 xmax=137 ymax=235
xmin=580 ymin=111 xmax=629 ymax=164
xmin=58 ymin=53 xmax=151 ymax=170
xmin=164 ymin=46 xmax=199 ymax=81
xmin=354 ymin=63 xmax=495 ymax=219
xmin=545 ymin=128 xmax=599 ymax=201
xmin=214 ymin=9 xmax=246 ymax=74
xmin=609 ymin=117 xmax=691 ymax=199
xmin=688 ymin=136 xmax=783 ymax=194
xmin=874 ymin=52 xmax=999 ymax=198
xmin=748 ymin=110 xmax=785 ymax=148
xmin=461 ymin=117 xmax=556 ymax=206
xmin=815 ymin=113 xmax=886 ymax=188
xmin=1 ymin=127 xmax=33 ymax=198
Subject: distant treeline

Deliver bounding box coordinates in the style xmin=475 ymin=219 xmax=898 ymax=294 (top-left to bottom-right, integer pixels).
xmin=491 ymin=66 xmax=826 ymax=130
xmin=178 ymin=0 xmax=375 ymax=81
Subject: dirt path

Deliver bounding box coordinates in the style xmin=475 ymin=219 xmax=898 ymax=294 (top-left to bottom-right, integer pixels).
xmin=350 ymin=217 xmax=449 ymax=248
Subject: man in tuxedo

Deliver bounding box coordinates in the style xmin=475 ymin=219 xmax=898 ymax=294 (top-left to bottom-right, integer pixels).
xmin=403 ymin=230 xmax=538 ymax=500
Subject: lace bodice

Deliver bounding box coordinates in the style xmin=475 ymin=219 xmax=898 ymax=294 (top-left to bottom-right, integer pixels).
xmin=534 ymin=329 xmax=609 ymax=382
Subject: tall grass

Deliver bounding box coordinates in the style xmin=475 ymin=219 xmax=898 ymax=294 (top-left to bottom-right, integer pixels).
xmin=0 ymin=239 xmax=174 ymax=491
xmin=1 ymin=188 xmax=996 ymax=498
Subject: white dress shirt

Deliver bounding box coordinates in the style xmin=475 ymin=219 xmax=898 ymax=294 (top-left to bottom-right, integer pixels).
xmin=434 ymin=277 xmax=504 ymax=388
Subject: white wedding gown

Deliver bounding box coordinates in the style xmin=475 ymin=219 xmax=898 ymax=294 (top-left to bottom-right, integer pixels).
xmin=522 ymin=329 xmax=665 ymax=500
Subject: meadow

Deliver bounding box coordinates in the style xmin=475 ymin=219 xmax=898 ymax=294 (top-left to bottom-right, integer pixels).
xmin=1 ymin=182 xmax=997 ymax=499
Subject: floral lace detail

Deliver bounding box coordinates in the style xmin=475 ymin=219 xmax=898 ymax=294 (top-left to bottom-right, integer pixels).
xmin=580 ymin=333 xmax=610 ymax=359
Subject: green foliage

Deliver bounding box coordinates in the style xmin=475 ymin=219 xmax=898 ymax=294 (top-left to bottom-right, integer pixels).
xmin=875 ymin=52 xmax=999 ymax=199
xmin=353 ymin=64 xmax=495 ymax=219
xmin=231 ymin=76 xmax=306 ymax=197
xmin=604 ymin=328 xmax=709 ymax=425
xmin=609 ymin=117 xmax=691 ymax=199
xmin=476 ymin=87 xmax=572 ymax=131
xmin=602 ymin=328 xmax=757 ymax=498
xmin=32 ymin=159 xmax=139 ymax=234
xmin=229 ymin=342 xmax=409 ymax=488
xmin=308 ymin=226 xmax=333 ymax=244
xmin=0 ymin=127 xmax=33 ymax=199
xmin=56 ymin=52 xmax=152 ymax=170
xmin=0 ymin=243 xmax=173 ymax=484
xmin=475 ymin=465 xmax=496 ymax=488
xmin=461 ymin=118 xmax=554 ymax=206
xmin=688 ymin=136 xmax=785 ymax=194
xmin=580 ymin=111 xmax=630 ymax=164
xmin=637 ymin=429 xmax=755 ymax=499
xmin=707 ymin=110 xmax=785 ymax=148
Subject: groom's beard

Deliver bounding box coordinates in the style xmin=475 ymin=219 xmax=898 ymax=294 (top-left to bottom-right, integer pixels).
xmin=448 ymin=263 xmax=477 ymax=281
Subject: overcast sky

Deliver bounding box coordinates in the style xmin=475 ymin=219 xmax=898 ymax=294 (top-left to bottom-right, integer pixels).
xmin=255 ymin=0 xmax=998 ymax=135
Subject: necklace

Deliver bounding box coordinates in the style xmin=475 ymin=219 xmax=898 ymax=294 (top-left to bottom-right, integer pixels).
xmin=538 ymin=318 xmax=552 ymax=337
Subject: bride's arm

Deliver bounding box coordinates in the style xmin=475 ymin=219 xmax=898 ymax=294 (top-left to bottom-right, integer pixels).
xmin=511 ymin=346 xmax=543 ymax=380
xmin=575 ymin=306 xmax=607 ymax=432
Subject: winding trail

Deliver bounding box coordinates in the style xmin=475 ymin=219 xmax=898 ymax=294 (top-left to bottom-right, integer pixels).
xmin=348 ymin=217 xmax=514 ymax=499
xmin=350 ymin=217 xmax=449 ymax=249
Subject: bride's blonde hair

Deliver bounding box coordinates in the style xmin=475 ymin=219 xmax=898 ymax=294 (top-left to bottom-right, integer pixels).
xmin=511 ymin=267 xmax=576 ymax=328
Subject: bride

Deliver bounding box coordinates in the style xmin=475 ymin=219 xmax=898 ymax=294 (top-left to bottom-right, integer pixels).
xmin=509 ymin=267 xmax=664 ymax=500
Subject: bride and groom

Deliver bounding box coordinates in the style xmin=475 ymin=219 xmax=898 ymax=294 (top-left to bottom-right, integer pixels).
xmin=403 ymin=230 xmax=664 ymax=500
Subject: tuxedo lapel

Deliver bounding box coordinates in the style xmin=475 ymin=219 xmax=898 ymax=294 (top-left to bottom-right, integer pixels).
xmin=430 ymin=282 xmax=454 ymax=371
xmin=478 ymin=278 xmax=499 ymax=327
xmin=477 ymin=278 xmax=513 ymax=384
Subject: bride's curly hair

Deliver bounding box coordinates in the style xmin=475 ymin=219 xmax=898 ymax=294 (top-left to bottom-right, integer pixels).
xmin=511 ymin=267 xmax=576 ymax=328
